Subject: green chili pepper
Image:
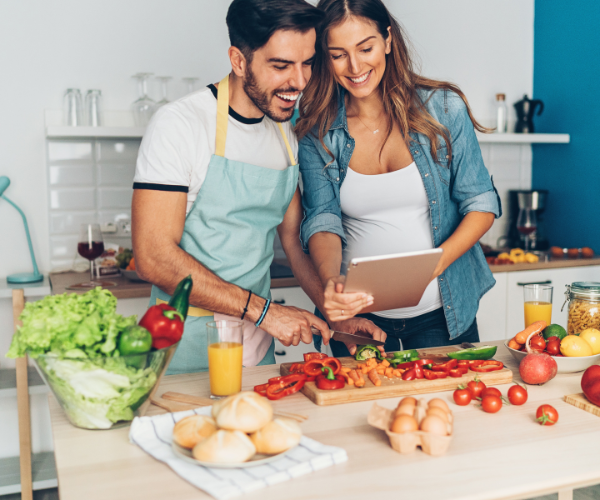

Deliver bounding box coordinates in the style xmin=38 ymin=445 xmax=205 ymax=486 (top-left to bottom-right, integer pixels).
xmin=168 ymin=275 xmax=193 ymax=320
xmin=355 ymin=345 xmax=383 ymax=361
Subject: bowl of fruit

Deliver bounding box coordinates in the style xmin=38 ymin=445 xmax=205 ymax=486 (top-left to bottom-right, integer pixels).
xmin=505 ymin=323 xmax=600 ymax=373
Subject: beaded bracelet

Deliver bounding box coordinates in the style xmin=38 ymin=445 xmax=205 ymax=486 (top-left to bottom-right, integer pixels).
xmin=240 ymin=290 xmax=252 ymax=320
xmin=255 ymin=298 xmax=271 ymax=328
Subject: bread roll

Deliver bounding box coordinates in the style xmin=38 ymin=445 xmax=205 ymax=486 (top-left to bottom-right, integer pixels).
xmin=212 ymin=391 xmax=273 ymax=433
xmin=249 ymin=418 xmax=302 ymax=455
xmin=192 ymin=430 xmax=256 ymax=463
xmin=172 ymin=415 xmax=217 ymax=449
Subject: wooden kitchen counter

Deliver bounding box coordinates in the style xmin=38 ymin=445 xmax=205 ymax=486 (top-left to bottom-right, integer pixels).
xmin=48 ymin=341 xmax=600 ymax=500
xmin=489 ymin=257 xmax=600 ymax=273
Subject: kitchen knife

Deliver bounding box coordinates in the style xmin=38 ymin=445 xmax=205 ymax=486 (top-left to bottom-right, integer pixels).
xmin=310 ymin=326 xmax=386 ymax=347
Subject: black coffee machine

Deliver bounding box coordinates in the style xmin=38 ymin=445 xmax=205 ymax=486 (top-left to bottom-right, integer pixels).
xmin=514 ymin=95 xmax=544 ymax=133
xmin=500 ymin=189 xmax=550 ymax=250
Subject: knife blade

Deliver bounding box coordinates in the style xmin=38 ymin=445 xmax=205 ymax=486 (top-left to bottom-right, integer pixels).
xmin=310 ymin=326 xmax=385 ymax=347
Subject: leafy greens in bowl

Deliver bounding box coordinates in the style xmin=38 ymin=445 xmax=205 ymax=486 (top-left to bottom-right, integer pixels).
xmin=7 ymin=287 xmax=177 ymax=429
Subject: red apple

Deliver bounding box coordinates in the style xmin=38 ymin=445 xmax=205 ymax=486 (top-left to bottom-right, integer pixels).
xmin=581 ymin=365 xmax=600 ymax=406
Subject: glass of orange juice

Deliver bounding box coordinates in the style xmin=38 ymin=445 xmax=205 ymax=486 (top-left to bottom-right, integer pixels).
xmin=523 ymin=284 xmax=553 ymax=327
xmin=206 ymin=321 xmax=244 ymax=399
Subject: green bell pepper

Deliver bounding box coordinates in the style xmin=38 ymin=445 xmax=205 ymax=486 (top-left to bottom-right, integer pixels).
xmin=388 ymin=349 xmax=420 ymax=367
xmin=446 ymin=345 xmax=497 ymax=360
xmin=117 ymin=325 xmax=152 ymax=356
xmin=355 ymin=345 xmax=383 ymax=361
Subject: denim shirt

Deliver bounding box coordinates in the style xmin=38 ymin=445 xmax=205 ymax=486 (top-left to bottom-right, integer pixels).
xmin=298 ymin=87 xmax=502 ymax=339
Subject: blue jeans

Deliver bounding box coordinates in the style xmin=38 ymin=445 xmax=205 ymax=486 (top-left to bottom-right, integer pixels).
xmin=321 ymin=308 xmax=480 ymax=358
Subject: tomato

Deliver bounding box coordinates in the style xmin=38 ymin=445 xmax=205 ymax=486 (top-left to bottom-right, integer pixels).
xmin=536 ymin=404 xmax=559 ymax=426
xmin=507 ymin=384 xmax=528 ymax=405
xmin=467 ymin=378 xmax=486 ymax=398
xmin=546 ymin=337 xmax=561 ymax=356
xmin=481 ymin=387 xmax=502 ymax=399
xmin=453 ymin=387 xmax=472 ymax=406
xmin=481 ymin=395 xmax=502 ymax=413
xmin=529 ymin=335 xmax=546 ymax=353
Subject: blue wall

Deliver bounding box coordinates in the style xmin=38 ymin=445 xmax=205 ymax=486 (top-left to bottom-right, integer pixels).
xmin=533 ymin=1 xmax=600 ymax=250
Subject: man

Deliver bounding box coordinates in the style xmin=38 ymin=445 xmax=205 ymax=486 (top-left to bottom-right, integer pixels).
xmin=132 ymin=0 xmax=384 ymax=374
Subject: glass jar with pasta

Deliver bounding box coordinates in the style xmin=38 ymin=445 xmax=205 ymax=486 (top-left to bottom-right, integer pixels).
xmin=562 ymin=282 xmax=600 ymax=335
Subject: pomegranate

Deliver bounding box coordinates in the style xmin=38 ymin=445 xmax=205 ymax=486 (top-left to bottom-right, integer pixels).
xmin=519 ymin=332 xmax=558 ymax=385
xmin=581 ymin=365 xmax=600 ymax=406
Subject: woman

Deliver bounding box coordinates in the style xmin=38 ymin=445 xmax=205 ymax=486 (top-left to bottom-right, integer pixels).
xmin=295 ymin=0 xmax=501 ymax=357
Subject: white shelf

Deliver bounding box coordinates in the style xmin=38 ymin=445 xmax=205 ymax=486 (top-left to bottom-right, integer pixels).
xmin=476 ymin=132 xmax=570 ymax=143
xmin=0 ymin=276 xmax=51 ymax=299
xmin=46 ymin=126 xmax=145 ymax=138
xmin=0 ymin=451 xmax=57 ymax=495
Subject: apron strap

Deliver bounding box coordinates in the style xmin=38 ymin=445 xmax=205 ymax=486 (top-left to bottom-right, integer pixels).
xmin=215 ymin=75 xmax=230 ymax=158
xmin=215 ymin=74 xmax=296 ymax=165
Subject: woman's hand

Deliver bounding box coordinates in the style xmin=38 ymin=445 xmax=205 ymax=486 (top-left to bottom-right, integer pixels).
xmin=323 ymin=276 xmax=373 ymax=322
xmin=329 ymin=317 xmax=387 ymax=356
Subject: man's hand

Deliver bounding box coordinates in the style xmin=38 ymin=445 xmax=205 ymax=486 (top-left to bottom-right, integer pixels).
xmin=329 ymin=317 xmax=387 ymax=356
xmin=323 ymin=276 xmax=373 ymax=322
xmin=260 ymin=304 xmax=330 ymax=347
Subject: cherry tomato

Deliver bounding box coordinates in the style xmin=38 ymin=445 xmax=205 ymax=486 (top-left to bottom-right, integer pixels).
xmin=536 ymin=404 xmax=559 ymax=426
xmin=481 ymin=387 xmax=502 ymax=399
xmin=481 ymin=395 xmax=503 ymax=413
xmin=529 ymin=335 xmax=546 ymax=353
xmin=467 ymin=378 xmax=486 ymax=398
xmin=507 ymin=384 xmax=528 ymax=405
xmin=546 ymin=337 xmax=561 ymax=356
xmin=453 ymin=387 xmax=472 ymax=406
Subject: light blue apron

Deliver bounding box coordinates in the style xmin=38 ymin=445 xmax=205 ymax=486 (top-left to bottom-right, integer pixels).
xmin=150 ymin=75 xmax=299 ymax=375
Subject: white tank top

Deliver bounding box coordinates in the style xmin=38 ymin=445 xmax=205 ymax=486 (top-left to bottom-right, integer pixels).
xmin=340 ymin=162 xmax=442 ymax=319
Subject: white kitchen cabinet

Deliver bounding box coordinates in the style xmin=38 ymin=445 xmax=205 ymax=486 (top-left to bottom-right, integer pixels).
xmin=476 ymin=272 xmax=508 ymax=341
xmin=505 ymin=266 xmax=600 ymax=337
xmin=270 ymin=287 xmax=332 ymax=363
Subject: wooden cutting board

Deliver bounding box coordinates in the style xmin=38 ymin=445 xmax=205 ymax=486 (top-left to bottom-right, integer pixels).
xmin=280 ymin=345 xmax=512 ymax=406
xmin=564 ymin=393 xmax=600 ymax=417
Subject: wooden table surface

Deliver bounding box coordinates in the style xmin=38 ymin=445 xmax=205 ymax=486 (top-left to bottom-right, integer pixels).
xmin=48 ymin=341 xmax=600 ymax=500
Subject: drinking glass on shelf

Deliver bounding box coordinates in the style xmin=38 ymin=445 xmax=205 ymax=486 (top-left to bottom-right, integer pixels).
xmin=206 ymin=321 xmax=244 ymax=399
xmin=64 ymin=89 xmax=83 ymax=126
xmin=523 ymin=284 xmax=553 ymax=328
xmin=77 ymin=223 xmax=105 ymax=286
xmin=85 ymin=89 xmax=103 ymax=126
xmin=516 ymin=208 xmax=537 ymax=252
xmin=155 ymin=76 xmax=171 ymax=107
xmin=182 ymin=77 xmax=199 ymax=95
xmin=132 ymin=73 xmax=156 ymax=126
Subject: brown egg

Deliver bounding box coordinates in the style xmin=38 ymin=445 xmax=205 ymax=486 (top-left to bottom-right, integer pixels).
xmin=427 ymin=398 xmax=450 ymax=414
xmin=567 ymin=248 xmax=580 ymax=259
xmin=420 ymin=415 xmax=448 ymax=436
xmin=582 ymin=247 xmax=595 ymax=259
xmin=394 ymin=405 xmax=416 ymax=417
xmin=427 ymin=407 xmax=451 ymax=423
xmin=390 ymin=414 xmax=419 ymax=434
xmin=397 ymin=397 xmax=417 ymax=408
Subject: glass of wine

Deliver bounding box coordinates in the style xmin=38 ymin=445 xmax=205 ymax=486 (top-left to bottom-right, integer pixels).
xmin=78 ymin=223 xmax=104 ymax=286
xmin=516 ymin=208 xmax=537 ymax=252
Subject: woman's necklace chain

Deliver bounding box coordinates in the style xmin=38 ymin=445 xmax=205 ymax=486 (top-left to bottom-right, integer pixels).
xmin=356 ymin=114 xmax=384 ymax=135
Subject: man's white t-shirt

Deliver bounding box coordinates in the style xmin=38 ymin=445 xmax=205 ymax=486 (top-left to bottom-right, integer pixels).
xmin=134 ymin=85 xmax=298 ymax=214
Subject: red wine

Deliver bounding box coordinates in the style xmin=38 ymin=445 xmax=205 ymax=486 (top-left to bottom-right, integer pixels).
xmin=78 ymin=241 xmax=104 ymax=261
xmin=517 ymin=226 xmax=536 ymax=236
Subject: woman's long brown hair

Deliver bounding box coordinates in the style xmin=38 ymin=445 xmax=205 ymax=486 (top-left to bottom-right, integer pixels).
xmin=295 ymin=0 xmax=491 ymax=163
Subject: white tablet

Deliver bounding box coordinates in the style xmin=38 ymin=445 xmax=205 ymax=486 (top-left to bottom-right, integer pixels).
xmin=343 ymin=248 xmax=443 ymax=314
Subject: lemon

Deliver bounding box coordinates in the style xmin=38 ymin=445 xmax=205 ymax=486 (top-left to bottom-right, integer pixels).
xmin=579 ymin=328 xmax=600 ymax=355
xmin=560 ymin=335 xmax=594 ymax=357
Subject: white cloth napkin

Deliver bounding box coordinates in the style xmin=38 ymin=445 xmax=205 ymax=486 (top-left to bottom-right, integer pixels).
xmin=129 ymin=406 xmax=348 ymax=500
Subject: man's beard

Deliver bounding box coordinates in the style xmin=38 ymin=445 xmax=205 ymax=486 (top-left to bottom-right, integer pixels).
xmin=243 ymin=66 xmax=297 ymax=123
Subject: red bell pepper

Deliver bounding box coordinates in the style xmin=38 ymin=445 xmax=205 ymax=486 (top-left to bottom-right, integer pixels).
xmin=265 ymin=374 xmax=307 ymax=400
xmin=423 ymin=368 xmax=448 ymax=380
xmin=413 ymin=359 xmax=435 ymax=367
xmin=402 ymin=368 xmax=417 ymax=380
xmin=413 ymin=363 xmax=424 ymax=379
xmin=304 ymin=359 xmax=326 ymax=376
xmin=322 ymin=357 xmax=342 ymax=375
xmin=303 ymin=352 xmax=328 ymax=362
xmin=254 ymin=383 xmax=269 ymax=396
xmin=448 ymin=366 xmax=469 ymax=377
xmin=289 ymin=363 xmax=306 ymax=374
xmin=139 ymin=303 xmax=184 ymax=349
xmin=432 ymin=359 xmax=458 ymax=372
xmin=470 ymin=360 xmax=504 ymax=372
xmin=315 ymin=367 xmax=345 ymax=390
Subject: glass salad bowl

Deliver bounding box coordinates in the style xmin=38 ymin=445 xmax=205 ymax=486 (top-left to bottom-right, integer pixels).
xmin=33 ymin=343 xmax=178 ymax=430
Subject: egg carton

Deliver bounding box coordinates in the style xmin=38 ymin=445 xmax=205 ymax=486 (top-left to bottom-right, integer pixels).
xmin=367 ymin=403 xmax=452 ymax=456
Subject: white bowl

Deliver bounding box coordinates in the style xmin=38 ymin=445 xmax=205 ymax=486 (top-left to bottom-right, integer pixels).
xmin=504 ymin=341 xmax=600 ymax=374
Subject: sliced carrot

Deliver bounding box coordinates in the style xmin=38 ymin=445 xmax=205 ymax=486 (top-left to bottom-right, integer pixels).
xmin=376 ymin=366 xmax=385 ymax=375
xmin=392 ymin=369 xmax=404 ymax=377
xmin=384 ymin=367 xmax=394 ymax=378
xmin=368 ymin=368 xmax=382 ymax=386
xmin=340 ymin=367 xmax=352 ymax=374
xmin=339 ymin=372 xmax=354 ymax=386
xmin=349 ymin=369 xmax=364 ymax=387
xmin=515 ymin=320 xmax=547 ymax=344
xmin=380 ymin=359 xmax=390 ymax=368
xmin=356 ymin=363 xmax=366 ymax=371
xmin=361 ymin=364 xmax=370 ymax=374
xmin=366 ymin=358 xmax=378 ymax=369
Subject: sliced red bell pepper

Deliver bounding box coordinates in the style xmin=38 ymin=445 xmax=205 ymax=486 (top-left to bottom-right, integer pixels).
xmin=432 ymin=359 xmax=458 ymax=372
xmin=470 ymin=360 xmax=504 ymax=372
xmin=423 ymin=368 xmax=448 ymax=380
xmin=315 ymin=367 xmax=345 ymax=390
xmin=395 ymin=360 xmax=419 ymax=370
xmin=413 ymin=363 xmax=424 ymax=379
xmin=448 ymin=366 xmax=469 ymax=378
xmin=413 ymin=359 xmax=435 ymax=367
xmin=265 ymin=374 xmax=307 ymax=400
xmin=303 ymin=352 xmax=329 ymax=362
xmin=253 ymin=382 xmax=269 ymax=396
xmin=322 ymin=357 xmax=342 ymax=375
xmin=289 ymin=363 xmax=305 ymax=374
xmin=304 ymin=359 xmax=326 ymax=376
xmin=402 ymin=368 xmax=417 ymax=381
